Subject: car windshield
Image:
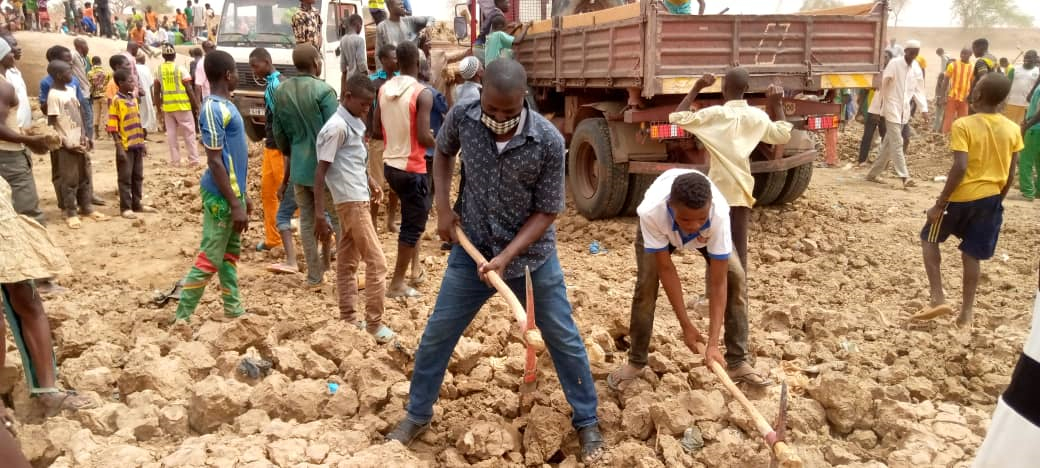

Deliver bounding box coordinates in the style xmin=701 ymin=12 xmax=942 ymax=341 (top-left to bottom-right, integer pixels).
xmin=218 ymin=0 xmax=313 ymax=48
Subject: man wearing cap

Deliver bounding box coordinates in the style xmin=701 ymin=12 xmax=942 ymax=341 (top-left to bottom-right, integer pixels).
xmin=155 ymin=42 xmax=199 ymax=167
xmin=453 ymin=56 xmax=482 ymax=106
xmin=867 ymin=39 xmax=928 ymax=189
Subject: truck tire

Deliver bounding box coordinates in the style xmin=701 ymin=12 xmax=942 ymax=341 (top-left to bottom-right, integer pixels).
xmin=568 ymin=118 xmax=628 ymax=220
xmin=774 ymin=162 xmax=814 ymax=205
xmin=244 ymin=121 xmax=265 ymax=143
xmin=752 ymin=169 xmax=788 ymax=206
xmin=621 ymin=174 xmax=655 ymax=217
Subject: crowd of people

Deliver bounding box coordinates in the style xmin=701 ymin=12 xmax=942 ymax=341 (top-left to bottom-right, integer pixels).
xmin=0 ymin=0 xmax=217 ymax=45
xmin=0 ymin=0 xmax=1039 ymax=465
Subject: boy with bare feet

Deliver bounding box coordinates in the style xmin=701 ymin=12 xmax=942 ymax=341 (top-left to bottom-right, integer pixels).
xmin=47 ymin=60 xmax=105 ymax=228
xmin=916 ymin=73 xmax=1023 ymax=327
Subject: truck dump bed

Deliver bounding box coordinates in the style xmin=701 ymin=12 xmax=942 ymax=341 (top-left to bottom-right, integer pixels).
xmin=515 ymin=2 xmax=886 ymax=98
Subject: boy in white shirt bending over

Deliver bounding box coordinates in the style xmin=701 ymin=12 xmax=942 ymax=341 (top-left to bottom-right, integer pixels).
xmin=608 ymin=169 xmax=769 ymax=390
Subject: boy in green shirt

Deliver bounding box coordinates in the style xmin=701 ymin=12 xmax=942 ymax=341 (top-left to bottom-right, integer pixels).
xmin=1018 ymin=79 xmax=1040 ymax=200
xmin=483 ymin=16 xmax=527 ymax=65
xmin=273 ymin=44 xmax=340 ymax=289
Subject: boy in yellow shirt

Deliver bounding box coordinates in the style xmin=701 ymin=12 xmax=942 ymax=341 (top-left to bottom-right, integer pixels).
xmin=916 ymin=73 xmax=1024 ymax=327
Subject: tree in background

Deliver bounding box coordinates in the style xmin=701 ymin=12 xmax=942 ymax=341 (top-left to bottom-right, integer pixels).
xmin=139 ymin=0 xmax=173 ymax=14
xmin=952 ymin=0 xmax=1034 ymax=28
xmin=800 ymin=0 xmax=843 ymax=12
xmin=889 ymin=0 xmax=910 ymax=26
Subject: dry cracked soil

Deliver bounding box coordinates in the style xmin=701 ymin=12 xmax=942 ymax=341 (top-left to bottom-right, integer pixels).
xmin=4 ymin=31 xmax=1040 ymax=468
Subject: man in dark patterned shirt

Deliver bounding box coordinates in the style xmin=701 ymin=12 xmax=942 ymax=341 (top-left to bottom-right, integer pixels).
xmin=385 ymin=59 xmax=605 ymax=460
xmin=291 ymin=0 xmax=322 ymax=50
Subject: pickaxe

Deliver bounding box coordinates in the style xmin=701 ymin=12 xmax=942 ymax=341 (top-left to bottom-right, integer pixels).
xmin=694 ymin=343 xmax=800 ymax=468
xmin=454 ymin=226 xmax=546 ymax=352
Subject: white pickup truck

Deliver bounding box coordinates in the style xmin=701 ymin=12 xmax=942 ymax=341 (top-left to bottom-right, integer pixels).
xmin=216 ymin=0 xmax=364 ymax=141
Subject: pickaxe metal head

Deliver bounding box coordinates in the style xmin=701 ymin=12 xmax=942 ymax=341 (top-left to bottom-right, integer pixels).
xmin=769 ymin=381 xmax=789 ymax=468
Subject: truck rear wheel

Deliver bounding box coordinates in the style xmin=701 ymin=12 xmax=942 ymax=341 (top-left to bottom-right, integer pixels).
xmin=621 ymin=174 xmax=655 ymax=217
xmin=774 ymin=162 xmax=814 ymax=205
xmin=752 ymin=170 xmax=788 ymax=206
xmin=568 ymin=118 xmax=629 ymax=220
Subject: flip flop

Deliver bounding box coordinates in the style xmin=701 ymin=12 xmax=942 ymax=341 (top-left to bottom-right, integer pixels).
xmin=386 ymin=287 xmax=421 ymax=299
xmin=32 ymin=388 xmax=96 ymax=416
xmin=911 ymin=304 xmax=954 ymax=321
xmin=66 ymin=216 xmax=82 ymax=229
xmin=371 ymin=324 xmax=396 ymax=344
xmin=727 ymin=362 xmax=772 ymax=387
xmin=606 ymin=366 xmax=641 ymax=391
xmin=266 ymin=263 xmax=299 ymax=274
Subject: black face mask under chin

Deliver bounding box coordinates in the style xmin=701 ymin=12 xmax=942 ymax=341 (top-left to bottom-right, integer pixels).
xmin=481 ymin=111 xmax=521 ymax=135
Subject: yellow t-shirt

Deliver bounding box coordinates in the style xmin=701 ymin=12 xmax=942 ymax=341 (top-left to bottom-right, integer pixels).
xmin=948 ymin=113 xmax=1025 ymax=202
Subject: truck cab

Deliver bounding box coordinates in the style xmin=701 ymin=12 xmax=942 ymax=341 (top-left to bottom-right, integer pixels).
xmin=217 ymin=0 xmax=363 ymax=141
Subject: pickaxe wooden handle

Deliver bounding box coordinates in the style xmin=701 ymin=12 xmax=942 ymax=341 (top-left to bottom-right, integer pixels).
xmin=454 ymin=226 xmax=546 ymax=352
xmin=695 ymin=343 xmax=802 ymax=468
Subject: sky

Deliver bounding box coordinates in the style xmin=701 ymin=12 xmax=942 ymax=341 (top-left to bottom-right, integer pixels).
xmin=195 ymin=0 xmax=1039 ymax=27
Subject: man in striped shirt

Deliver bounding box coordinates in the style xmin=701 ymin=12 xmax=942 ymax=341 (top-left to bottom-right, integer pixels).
xmin=942 ymin=47 xmax=973 ymax=135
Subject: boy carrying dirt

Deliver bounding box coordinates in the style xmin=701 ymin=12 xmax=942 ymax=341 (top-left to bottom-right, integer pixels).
xmin=313 ymin=74 xmax=395 ymax=343
xmin=47 ymin=59 xmax=104 ymax=229
xmin=107 ymin=68 xmax=155 ymax=219
xmin=174 ymin=50 xmax=251 ymax=322
xmin=915 ymin=73 xmax=1023 ymax=327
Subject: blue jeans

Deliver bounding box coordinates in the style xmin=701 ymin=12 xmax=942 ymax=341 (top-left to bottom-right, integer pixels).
xmin=275 ymin=183 xmax=297 ymax=232
xmin=79 ymin=95 xmax=93 ymax=137
xmin=405 ymin=246 xmax=599 ymax=429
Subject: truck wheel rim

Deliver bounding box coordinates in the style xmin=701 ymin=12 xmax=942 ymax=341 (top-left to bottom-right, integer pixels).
xmin=575 ymin=142 xmax=599 ymax=200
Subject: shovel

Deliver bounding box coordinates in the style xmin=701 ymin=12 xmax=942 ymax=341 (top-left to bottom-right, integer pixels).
xmin=454 ymin=226 xmax=546 ymax=351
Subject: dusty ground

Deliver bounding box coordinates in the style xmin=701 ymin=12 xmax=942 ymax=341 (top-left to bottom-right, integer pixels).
xmin=4 ymin=31 xmax=1040 ymax=468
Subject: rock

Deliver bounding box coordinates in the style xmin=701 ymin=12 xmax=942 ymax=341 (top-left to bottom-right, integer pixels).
xmin=905 ymin=376 xmax=937 ymax=400
xmin=807 ymin=373 xmax=873 ymax=434
xmin=295 ymin=343 xmax=338 ymax=379
xmin=159 ymin=405 xmax=191 ymax=438
xmin=66 ymin=366 xmax=117 ymax=396
xmin=235 ymin=409 xmax=272 ymax=435
xmin=762 ymin=249 xmax=784 ymax=263
xmin=307 ymin=441 xmax=331 ymax=464
xmin=650 ymin=397 xmax=696 ymax=436
xmin=849 ymin=429 xmax=878 ymax=450
xmin=170 ymin=341 xmax=218 ymax=379
xmin=117 ymin=346 xmax=193 ymax=400
xmin=249 ymin=372 xmax=293 ymax=418
xmin=266 ymin=438 xmax=308 ymax=466
xmin=456 ymin=421 xmax=518 ymax=459
xmin=681 ymin=389 xmax=727 ymax=421
xmin=215 ymin=315 xmax=273 ymax=353
xmin=285 ymin=379 xmax=331 ymax=422
xmin=824 ymin=444 xmax=861 ymax=465
xmin=161 ymin=446 xmax=208 ymax=467
xmin=94 ymin=445 xmax=154 ymax=466
xmin=323 ymin=387 xmax=360 ymax=418
xmin=658 ymin=433 xmax=692 ymax=467
xmin=621 ymin=393 xmax=655 ymax=440
xmin=270 ymin=345 xmax=306 ymax=378
xmin=932 ymin=420 xmax=974 ymax=441
xmin=115 ymin=404 xmax=161 ymax=441
xmin=189 ymin=375 xmax=253 ymax=433
xmin=600 ymin=441 xmax=664 ymax=468
xmin=74 ymin=402 xmax=125 ymax=436
xmin=358 ymin=382 xmax=390 ymax=414
xmin=450 ymin=336 xmax=483 ymax=375
xmin=523 ymin=405 xmax=570 ymax=465
xmin=125 ymin=389 xmax=169 ymax=408
xmin=338 ymin=442 xmax=430 ymax=467
xmin=873 ymin=399 xmax=918 ymax=443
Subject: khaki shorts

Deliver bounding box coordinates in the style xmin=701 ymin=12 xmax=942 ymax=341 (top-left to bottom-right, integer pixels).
xmin=367 ymin=139 xmax=386 ymax=188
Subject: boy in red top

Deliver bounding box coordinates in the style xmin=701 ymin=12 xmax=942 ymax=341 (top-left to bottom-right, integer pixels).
xmin=373 ymin=41 xmax=434 ymax=298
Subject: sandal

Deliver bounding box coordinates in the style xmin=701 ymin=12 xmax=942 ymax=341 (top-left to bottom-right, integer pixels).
xmin=86 ymin=212 xmax=108 ymax=221
xmin=371 ymin=324 xmax=396 ymax=345
xmin=606 ymin=365 xmax=642 ymax=391
xmin=386 ymin=287 xmax=421 ymax=299
xmin=912 ymin=304 xmax=953 ymax=321
xmin=727 ymin=362 xmax=772 ymax=387
xmin=266 ymin=263 xmax=300 ymax=275
xmin=578 ymin=424 xmax=605 ymax=461
xmin=66 ymin=216 xmax=82 ymax=229
xmin=154 ymin=280 xmax=184 ymax=307
xmin=33 ymin=388 xmax=96 ymax=416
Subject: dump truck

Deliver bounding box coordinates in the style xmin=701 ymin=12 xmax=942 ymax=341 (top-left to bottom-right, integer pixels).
xmin=464 ymin=0 xmax=889 ymax=219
